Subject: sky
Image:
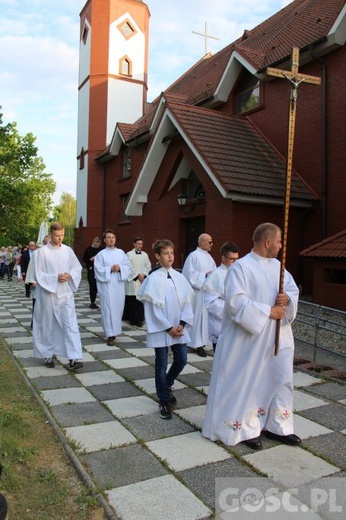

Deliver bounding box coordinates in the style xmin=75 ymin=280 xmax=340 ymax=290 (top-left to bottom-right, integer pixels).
xmin=0 ymin=0 xmax=291 ymax=205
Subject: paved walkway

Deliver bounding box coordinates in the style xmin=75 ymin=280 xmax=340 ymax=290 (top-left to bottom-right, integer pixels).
xmin=0 ymin=279 xmax=345 ymax=519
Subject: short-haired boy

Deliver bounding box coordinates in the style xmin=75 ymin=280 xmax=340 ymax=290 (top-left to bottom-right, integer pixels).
xmin=138 ymin=239 xmax=194 ymax=419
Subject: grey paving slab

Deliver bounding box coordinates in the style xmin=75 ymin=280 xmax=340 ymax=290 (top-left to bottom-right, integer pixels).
xmin=189 ymin=359 xmax=214 ymax=372
xmin=306 ymin=382 xmax=346 ymax=401
xmin=41 ymin=387 xmax=96 ymax=406
xmin=146 ymin=431 xmax=231 ymax=472
xmin=303 ymin=432 xmax=346 ymax=470
xmin=105 ymin=357 xmax=148 ymax=370
xmin=299 ymin=404 xmax=346 ymax=431
xmin=294 ymin=413 xmax=333 ymax=439
xmin=122 ymin=410 xmax=195 ymax=441
xmin=176 ymin=405 xmax=206 ymax=429
xmin=74 ymin=370 xmax=124 ymax=386
xmin=72 ymin=360 xmax=111 ymax=373
xmin=31 ymin=375 xmax=82 ymax=390
xmin=293 ymin=371 xmax=325 ymax=387
xmin=295 ymin=475 xmax=346 ymax=520
xmin=6 ymin=336 xmax=33 ymax=345
xmin=24 ymin=365 xmax=68 ymax=378
xmin=16 ymin=357 xmax=46 ymax=368
xmin=243 ymin=445 xmax=340 ymax=488
xmin=173 ymin=387 xmax=208 ymax=409
xmin=92 ymin=349 xmax=133 ymax=360
xmin=114 ymin=365 xmax=154 ymax=380
xmin=88 ymin=381 xmax=143 ymax=401
xmin=51 ymin=401 xmax=115 ymax=428
xmin=178 ymin=371 xmax=212 ymax=387
xmin=106 ymin=474 xmax=212 ymax=520
xmin=179 ymin=458 xmax=258 ymax=509
xmin=65 ymin=421 xmax=137 ymax=453
xmin=1 ymin=326 xmax=27 ymax=333
xmin=294 ymin=389 xmax=328 ymax=411
xmin=110 ymin=340 xmax=146 ymax=349
xmin=80 ymin=444 xmax=168 ymax=489
xmin=104 ymin=395 xmax=158 ymax=418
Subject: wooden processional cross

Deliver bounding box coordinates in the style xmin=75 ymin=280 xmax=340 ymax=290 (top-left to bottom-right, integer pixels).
xmin=266 ymin=47 xmax=321 ymax=355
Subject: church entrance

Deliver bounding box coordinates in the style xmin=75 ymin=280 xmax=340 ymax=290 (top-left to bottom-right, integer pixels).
xmin=184 ymin=217 xmax=205 ymax=258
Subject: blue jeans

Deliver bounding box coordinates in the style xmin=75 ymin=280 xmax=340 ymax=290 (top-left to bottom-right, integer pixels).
xmin=154 ymin=344 xmax=187 ymax=402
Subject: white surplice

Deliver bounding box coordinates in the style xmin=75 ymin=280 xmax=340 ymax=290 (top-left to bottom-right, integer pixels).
xmin=203 ymin=263 xmax=228 ymax=344
xmin=137 ymin=267 xmax=194 ymax=348
xmin=182 ymin=248 xmax=216 ymax=348
xmin=125 ymin=249 xmax=151 ymax=296
xmin=33 ymin=243 xmax=83 ymax=360
xmin=94 ymin=247 xmax=132 ymax=337
xmin=202 ymin=250 xmax=299 ymax=446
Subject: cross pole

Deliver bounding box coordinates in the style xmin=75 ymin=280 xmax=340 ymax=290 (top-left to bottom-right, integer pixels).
xmin=266 ymin=47 xmax=321 ymax=355
xmin=192 ymin=22 xmax=219 ymax=55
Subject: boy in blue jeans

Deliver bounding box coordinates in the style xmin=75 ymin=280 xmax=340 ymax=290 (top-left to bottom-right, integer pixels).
xmin=138 ymin=239 xmax=194 ymax=419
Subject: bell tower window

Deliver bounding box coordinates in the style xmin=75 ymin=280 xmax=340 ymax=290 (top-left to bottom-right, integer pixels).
xmin=118 ymin=19 xmax=137 ymax=40
xmin=119 ymin=56 xmax=132 ymax=76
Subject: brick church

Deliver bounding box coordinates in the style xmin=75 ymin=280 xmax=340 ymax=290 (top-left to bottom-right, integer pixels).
xmin=75 ymin=0 xmax=346 ymax=310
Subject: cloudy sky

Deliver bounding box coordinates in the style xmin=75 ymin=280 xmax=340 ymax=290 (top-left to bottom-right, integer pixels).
xmin=0 ymin=0 xmax=290 ymax=204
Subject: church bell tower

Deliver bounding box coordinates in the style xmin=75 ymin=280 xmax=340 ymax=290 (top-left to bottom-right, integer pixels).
xmin=76 ymin=0 xmax=150 ymax=248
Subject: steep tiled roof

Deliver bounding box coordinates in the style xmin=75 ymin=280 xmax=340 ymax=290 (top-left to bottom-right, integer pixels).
xmin=300 ymin=230 xmax=346 ymax=258
xmin=168 ymin=102 xmax=317 ymax=201
xmin=118 ymin=0 xmax=344 ymax=143
xmin=164 ymin=0 xmax=345 ymax=102
xmin=235 ymin=0 xmax=344 ymax=70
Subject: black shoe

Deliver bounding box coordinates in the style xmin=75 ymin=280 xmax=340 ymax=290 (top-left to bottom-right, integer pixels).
xmin=265 ymin=431 xmax=302 ymax=445
xmin=89 ymin=303 xmax=99 ymax=309
xmin=44 ymin=356 xmax=55 ymax=368
xmin=107 ymin=336 xmax=115 ymax=346
xmin=168 ymin=387 xmax=177 ymax=407
xmin=243 ymin=436 xmax=263 ymax=450
xmin=196 ymin=347 xmax=207 ymax=357
xmin=159 ymin=401 xmax=172 ymax=420
xmin=68 ymin=360 xmax=84 ymax=371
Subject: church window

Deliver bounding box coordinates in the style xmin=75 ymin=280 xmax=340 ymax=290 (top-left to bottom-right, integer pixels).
xmin=235 ymin=71 xmax=260 ymax=114
xmin=119 ymin=56 xmax=132 ymax=77
xmin=121 ymin=194 xmax=130 ymax=221
xmin=325 ymin=268 xmax=346 ymax=284
xmin=123 ymin=148 xmax=132 ymax=177
xmin=187 ymin=171 xmax=205 ymax=201
xmin=118 ymin=19 xmax=137 ymax=40
xmin=81 ymin=24 xmax=89 ymax=44
xmin=79 ymin=147 xmax=85 ymax=170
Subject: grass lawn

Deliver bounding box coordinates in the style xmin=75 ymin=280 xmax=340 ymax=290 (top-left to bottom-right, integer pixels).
xmin=0 ymin=340 xmax=106 ymax=519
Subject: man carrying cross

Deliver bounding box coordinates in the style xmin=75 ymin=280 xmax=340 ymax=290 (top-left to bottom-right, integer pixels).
xmin=202 ymin=223 xmax=300 ymax=450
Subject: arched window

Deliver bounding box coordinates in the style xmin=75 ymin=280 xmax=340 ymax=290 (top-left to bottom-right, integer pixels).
xmin=119 ymin=55 xmax=132 ymax=77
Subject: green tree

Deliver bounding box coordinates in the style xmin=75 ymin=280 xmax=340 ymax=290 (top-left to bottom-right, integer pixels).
xmin=54 ymin=192 xmax=76 ymax=247
xmin=0 ymin=110 xmax=56 ymax=245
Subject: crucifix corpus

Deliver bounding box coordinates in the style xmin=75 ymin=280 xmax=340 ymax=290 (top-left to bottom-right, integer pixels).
xmin=266 ymin=47 xmax=321 ymax=355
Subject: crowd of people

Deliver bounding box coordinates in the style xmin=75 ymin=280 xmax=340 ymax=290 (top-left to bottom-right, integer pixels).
xmin=2 ymin=221 xmax=302 ymax=453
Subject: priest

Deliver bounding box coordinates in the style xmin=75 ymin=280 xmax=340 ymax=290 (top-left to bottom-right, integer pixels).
xmin=182 ymin=233 xmax=216 ymax=357
xmin=202 ymin=223 xmax=301 ymax=450
xmin=94 ymin=229 xmax=132 ymax=346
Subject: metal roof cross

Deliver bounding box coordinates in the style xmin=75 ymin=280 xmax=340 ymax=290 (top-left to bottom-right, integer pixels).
xmin=192 ymin=22 xmax=219 ymax=55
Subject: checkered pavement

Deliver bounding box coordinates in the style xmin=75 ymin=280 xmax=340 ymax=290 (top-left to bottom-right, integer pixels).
xmin=0 ymin=278 xmax=345 ymax=519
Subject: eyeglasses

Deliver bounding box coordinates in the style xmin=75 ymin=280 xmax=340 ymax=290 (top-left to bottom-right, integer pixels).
xmin=224 ymin=256 xmax=238 ymax=263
